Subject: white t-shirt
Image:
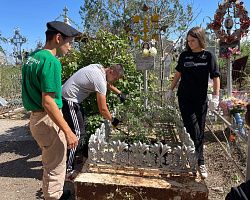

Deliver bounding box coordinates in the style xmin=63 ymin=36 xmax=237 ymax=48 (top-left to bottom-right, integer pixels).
xmin=62 ymin=64 xmax=107 ymax=103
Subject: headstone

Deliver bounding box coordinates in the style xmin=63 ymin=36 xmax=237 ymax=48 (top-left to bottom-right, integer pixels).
xmin=136 ymin=53 xmax=154 ymax=70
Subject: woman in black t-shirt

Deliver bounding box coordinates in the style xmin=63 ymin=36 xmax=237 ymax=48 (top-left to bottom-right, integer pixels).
xmin=167 ymin=27 xmax=220 ymax=179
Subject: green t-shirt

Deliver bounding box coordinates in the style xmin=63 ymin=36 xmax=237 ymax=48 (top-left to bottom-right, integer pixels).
xmin=22 ymin=49 xmax=62 ymax=111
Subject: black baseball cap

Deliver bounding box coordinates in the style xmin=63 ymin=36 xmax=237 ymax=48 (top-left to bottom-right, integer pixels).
xmin=46 ymin=21 xmax=81 ymax=37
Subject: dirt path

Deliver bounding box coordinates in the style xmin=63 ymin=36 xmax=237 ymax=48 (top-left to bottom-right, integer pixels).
xmin=204 ymin=129 xmax=247 ymax=200
xmin=0 ymin=119 xmax=74 ymax=200
xmin=0 ymin=119 xmax=43 ymax=200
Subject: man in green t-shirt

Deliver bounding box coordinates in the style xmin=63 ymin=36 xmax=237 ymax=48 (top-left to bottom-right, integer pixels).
xmin=22 ymin=21 xmax=80 ymax=200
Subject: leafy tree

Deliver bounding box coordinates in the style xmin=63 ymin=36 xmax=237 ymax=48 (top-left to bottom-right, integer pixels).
xmin=79 ymin=0 xmax=195 ymax=95
xmin=79 ymin=0 xmax=194 ymax=40
xmin=0 ymin=32 xmax=7 ymax=54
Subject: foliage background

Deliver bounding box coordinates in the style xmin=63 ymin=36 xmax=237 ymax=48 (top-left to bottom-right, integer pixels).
xmin=0 ymin=65 xmax=21 ymax=98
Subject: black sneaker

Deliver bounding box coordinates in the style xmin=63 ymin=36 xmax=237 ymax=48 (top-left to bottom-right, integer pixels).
xmin=59 ymin=190 xmax=71 ymax=200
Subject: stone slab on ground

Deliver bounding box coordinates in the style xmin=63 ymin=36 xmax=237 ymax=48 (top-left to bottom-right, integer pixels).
xmin=75 ymin=171 xmax=208 ymax=200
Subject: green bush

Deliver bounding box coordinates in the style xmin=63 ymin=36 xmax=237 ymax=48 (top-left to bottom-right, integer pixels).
xmin=0 ymin=65 xmax=21 ymax=98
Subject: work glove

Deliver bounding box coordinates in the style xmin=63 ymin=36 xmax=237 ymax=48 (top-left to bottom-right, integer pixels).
xmin=111 ymin=117 xmax=120 ymax=128
xmin=165 ymin=90 xmax=173 ymax=101
xmin=118 ymin=93 xmax=126 ymax=103
xmin=209 ymin=95 xmax=219 ymax=111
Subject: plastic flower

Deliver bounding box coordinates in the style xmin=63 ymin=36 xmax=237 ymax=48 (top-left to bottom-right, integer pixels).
xmin=219 ymin=95 xmax=248 ymax=116
xmin=142 ymin=48 xmax=150 ymax=57
xmin=221 ymin=47 xmax=241 ymax=58
xmin=149 ymin=47 xmax=157 ymax=56
xmin=228 ymin=47 xmax=241 ymax=55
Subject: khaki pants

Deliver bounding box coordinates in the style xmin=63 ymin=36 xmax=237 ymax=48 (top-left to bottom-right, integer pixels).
xmin=30 ymin=112 xmax=67 ymax=200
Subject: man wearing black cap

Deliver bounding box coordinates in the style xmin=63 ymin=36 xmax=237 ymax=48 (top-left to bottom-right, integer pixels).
xmin=22 ymin=21 xmax=80 ymax=200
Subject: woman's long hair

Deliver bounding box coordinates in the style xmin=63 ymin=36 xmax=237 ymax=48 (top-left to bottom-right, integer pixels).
xmin=185 ymin=26 xmax=206 ymax=52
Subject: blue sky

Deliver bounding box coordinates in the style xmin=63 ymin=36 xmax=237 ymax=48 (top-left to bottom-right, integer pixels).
xmin=0 ymin=0 xmax=83 ymax=57
xmin=0 ymin=0 xmax=250 ymax=59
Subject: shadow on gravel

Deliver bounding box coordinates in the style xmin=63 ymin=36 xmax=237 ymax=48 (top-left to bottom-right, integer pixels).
xmin=0 ymin=128 xmax=42 ymax=180
xmin=0 ymin=122 xmax=77 ymax=199
xmin=204 ymin=129 xmax=228 ymax=143
xmin=0 ymin=125 xmax=31 ymax=142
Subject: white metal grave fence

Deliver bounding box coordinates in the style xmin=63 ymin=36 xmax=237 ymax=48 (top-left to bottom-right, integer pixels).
xmin=87 ymin=120 xmax=197 ymax=175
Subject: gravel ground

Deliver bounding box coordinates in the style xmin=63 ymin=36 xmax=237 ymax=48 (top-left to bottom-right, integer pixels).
xmin=0 ymin=115 xmax=247 ymax=200
xmin=0 ymin=118 xmax=75 ymax=200
xmin=204 ymin=128 xmax=247 ymax=200
xmin=0 ymin=119 xmax=43 ymax=200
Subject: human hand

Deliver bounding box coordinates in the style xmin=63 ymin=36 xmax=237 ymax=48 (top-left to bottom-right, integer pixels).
xmin=111 ymin=117 xmax=120 ymax=128
xmin=65 ymin=131 xmax=78 ymax=149
xmin=165 ymin=90 xmax=173 ymax=101
xmin=209 ymin=95 xmax=219 ymax=111
xmin=118 ymin=93 xmax=126 ymax=103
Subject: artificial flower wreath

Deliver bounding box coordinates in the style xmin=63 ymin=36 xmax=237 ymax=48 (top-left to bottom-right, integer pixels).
xmin=207 ymin=0 xmax=250 ymax=44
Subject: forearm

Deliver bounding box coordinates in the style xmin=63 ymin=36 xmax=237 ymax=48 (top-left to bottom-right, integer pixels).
xmin=99 ymin=106 xmax=113 ymax=121
xmin=96 ymin=92 xmax=113 ymax=121
xmin=107 ymin=83 xmax=121 ymax=95
xmin=42 ymin=93 xmax=72 ymax=134
xmin=212 ymin=77 xmax=220 ymax=96
xmin=169 ymin=72 xmax=181 ymax=90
